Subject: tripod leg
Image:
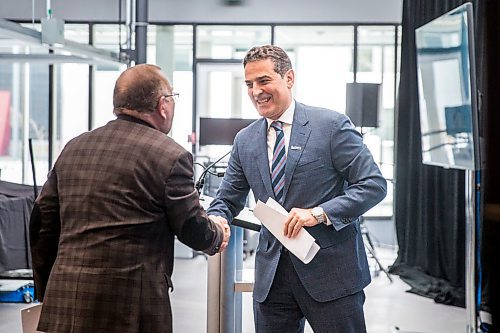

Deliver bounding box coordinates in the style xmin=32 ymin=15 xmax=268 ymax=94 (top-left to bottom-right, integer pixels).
xmin=360 ymin=217 xmax=393 ymax=282
xmin=363 ymin=228 xmax=378 ymax=253
xmin=363 ymin=238 xmax=393 ymax=282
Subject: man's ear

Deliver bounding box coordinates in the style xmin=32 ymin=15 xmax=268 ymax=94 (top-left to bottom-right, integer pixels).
xmin=157 ymin=100 xmax=167 ymax=119
xmin=286 ymin=69 xmax=295 ymax=89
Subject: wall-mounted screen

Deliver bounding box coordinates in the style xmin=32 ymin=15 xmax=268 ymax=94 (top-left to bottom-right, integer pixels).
xmin=199 ymin=117 xmax=256 ymax=146
xmin=416 ymin=2 xmax=479 ymax=170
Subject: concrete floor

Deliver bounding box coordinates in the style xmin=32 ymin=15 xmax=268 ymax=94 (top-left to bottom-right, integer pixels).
xmin=0 ymin=245 xmax=466 ymax=333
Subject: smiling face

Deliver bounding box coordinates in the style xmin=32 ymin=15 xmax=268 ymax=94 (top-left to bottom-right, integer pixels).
xmin=244 ymin=58 xmax=294 ymax=120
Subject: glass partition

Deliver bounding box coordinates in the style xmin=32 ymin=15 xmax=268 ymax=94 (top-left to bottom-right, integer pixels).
xmin=274 ymin=26 xmax=355 ymax=112
xmin=64 ymin=23 xmax=90 ymax=43
xmin=92 ymin=24 xmax=127 ymax=129
xmin=196 ymin=61 xmax=254 ymax=159
xmin=0 ymin=44 xmax=50 ymax=184
xmin=148 ymin=25 xmax=194 ymax=151
xmin=356 ymin=26 xmax=398 ymax=217
xmin=196 ymin=25 xmax=271 ymax=59
xmin=54 ymin=63 xmax=89 ymax=157
xmin=53 ymin=24 xmax=90 ymax=159
xmin=0 ymin=21 xmax=400 ymax=218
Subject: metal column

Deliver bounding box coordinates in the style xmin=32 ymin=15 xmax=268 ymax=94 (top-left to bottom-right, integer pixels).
xmin=135 ymin=0 xmax=148 ymax=64
xmin=465 ymin=170 xmax=477 ymax=333
xmin=207 ymin=226 xmax=245 ymax=333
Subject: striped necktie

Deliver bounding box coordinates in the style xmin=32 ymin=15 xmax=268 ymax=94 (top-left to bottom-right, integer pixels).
xmin=271 ymin=121 xmax=286 ymax=203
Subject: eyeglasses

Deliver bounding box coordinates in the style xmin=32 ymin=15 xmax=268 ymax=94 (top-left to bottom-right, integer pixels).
xmin=162 ymin=92 xmax=180 ymax=102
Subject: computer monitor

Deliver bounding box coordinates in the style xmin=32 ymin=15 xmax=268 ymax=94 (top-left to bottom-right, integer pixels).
xmin=416 ymin=2 xmax=480 ymax=170
xmin=199 ymin=117 xmax=256 ymax=146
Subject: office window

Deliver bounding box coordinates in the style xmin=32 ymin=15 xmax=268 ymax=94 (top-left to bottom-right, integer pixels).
xmin=64 ymin=24 xmax=90 ymax=43
xmin=53 ymin=25 xmax=90 ymax=160
xmin=0 ymin=30 xmax=50 ymax=184
xmin=53 ymin=64 xmax=89 ymax=158
xmin=92 ymin=24 xmax=127 ymax=129
xmin=356 ymin=26 xmax=399 ymax=217
xmin=196 ymin=25 xmax=271 ymax=59
xmin=0 ymin=63 xmax=49 ymax=185
xmin=148 ymin=25 xmax=194 ymax=151
xmin=274 ymin=26 xmax=355 ymax=113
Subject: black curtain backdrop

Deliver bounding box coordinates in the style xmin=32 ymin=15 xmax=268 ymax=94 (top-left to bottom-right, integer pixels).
xmin=391 ymin=0 xmax=500 ymax=324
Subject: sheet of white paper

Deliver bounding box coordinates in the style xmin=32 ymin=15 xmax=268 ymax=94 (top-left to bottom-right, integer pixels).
xmin=265 ymin=197 xmax=289 ymax=216
xmin=253 ymin=199 xmax=320 ymax=264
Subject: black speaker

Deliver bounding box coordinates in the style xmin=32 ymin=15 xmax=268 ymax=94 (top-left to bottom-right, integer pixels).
xmin=223 ymin=0 xmax=245 ymax=5
xmin=345 ymin=82 xmax=381 ymax=127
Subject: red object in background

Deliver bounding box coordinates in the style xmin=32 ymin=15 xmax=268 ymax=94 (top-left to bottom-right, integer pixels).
xmin=0 ymin=91 xmax=11 ymax=155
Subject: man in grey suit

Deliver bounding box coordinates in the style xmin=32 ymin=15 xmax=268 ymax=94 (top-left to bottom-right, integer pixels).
xmin=30 ymin=64 xmax=230 ymax=333
xmin=207 ymin=45 xmax=387 ymax=332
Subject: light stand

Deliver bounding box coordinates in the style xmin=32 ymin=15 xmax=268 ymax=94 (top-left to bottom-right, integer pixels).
xmin=358 ymin=125 xmax=393 ymax=283
xmin=360 ymin=216 xmax=393 ymax=282
xmin=346 ymin=82 xmax=390 ymax=281
xmin=465 ymin=170 xmax=477 ymax=333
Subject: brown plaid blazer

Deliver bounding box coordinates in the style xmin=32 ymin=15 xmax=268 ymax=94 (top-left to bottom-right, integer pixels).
xmin=30 ymin=115 xmax=223 ymax=333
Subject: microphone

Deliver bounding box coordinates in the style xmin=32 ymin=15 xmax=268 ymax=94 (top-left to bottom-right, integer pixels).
xmin=195 ymin=150 xmax=231 ymax=193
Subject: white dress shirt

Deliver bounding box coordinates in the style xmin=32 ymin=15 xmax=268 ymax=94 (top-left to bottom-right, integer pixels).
xmin=265 ymin=100 xmax=295 ymax=172
xmin=265 ymin=100 xmax=331 ymax=225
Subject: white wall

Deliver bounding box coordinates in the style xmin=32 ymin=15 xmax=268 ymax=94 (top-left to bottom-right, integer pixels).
xmin=2 ymin=0 xmax=402 ymax=23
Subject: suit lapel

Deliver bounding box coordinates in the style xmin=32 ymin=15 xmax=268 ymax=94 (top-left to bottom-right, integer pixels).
xmin=283 ymin=103 xmax=310 ymax=200
xmin=251 ymin=119 xmax=275 ymax=198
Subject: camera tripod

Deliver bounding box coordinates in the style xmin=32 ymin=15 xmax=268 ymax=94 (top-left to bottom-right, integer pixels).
xmin=359 ymin=216 xmax=393 ymax=282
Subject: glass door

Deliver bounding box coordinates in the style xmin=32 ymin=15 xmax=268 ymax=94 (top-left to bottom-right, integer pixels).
xmin=195 ymin=61 xmax=256 ymax=158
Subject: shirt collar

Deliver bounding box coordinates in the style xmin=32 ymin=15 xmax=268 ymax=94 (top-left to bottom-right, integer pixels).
xmin=266 ymin=99 xmax=295 ymax=129
xmin=117 ymin=113 xmax=155 ymax=129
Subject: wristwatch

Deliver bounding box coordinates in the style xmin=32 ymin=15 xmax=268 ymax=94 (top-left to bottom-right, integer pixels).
xmin=311 ymin=206 xmax=326 ymax=225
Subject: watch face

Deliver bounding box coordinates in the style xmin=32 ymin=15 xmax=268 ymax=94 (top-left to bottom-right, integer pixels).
xmin=312 ymin=207 xmax=323 ymax=217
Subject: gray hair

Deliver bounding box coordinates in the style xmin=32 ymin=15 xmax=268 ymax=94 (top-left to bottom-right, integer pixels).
xmin=243 ymin=45 xmax=292 ymax=77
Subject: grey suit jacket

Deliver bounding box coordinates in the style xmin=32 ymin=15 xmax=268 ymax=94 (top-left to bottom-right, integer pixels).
xmin=208 ymin=102 xmax=387 ymax=303
xmin=30 ymin=115 xmax=223 ymax=333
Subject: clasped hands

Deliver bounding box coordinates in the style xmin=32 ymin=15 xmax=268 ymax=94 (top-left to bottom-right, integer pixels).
xmin=209 ymin=207 xmax=316 ymax=252
xmin=209 ymin=215 xmax=231 ymax=253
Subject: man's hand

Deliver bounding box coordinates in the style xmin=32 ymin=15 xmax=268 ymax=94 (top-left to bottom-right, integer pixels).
xmin=209 ymin=215 xmax=231 ymax=252
xmin=283 ymin=208 xmax=318 ymax=238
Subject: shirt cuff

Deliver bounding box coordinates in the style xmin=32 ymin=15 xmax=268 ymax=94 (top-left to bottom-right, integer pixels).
xmin=203 ymin=218 xmax=224 ymax=256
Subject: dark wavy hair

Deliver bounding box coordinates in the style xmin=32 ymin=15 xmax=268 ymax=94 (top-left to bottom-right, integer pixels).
xmin=243 ymin=45 xmax=292 ymax=78
xmin=113 ymin=64 xmax=165 ymax=114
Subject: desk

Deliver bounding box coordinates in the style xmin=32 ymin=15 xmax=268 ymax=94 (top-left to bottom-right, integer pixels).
xmin=0 ymin=181 xmax=36 ymax=273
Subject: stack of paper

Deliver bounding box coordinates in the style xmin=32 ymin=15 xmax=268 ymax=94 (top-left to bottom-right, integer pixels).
xmin=253 ymin=198 xmax=319 ymax=264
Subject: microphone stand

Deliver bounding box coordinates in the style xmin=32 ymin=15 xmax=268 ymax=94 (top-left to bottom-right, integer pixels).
xmin=192 ymin=150 xmax=231 ymax=260
xmin=195 ymin=150 xmax=231 ymax=194
xmin=28 ymin=138 xmax=38 ymax=199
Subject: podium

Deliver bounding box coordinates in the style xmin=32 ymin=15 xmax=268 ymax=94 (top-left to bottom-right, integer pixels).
xmin=200 ymin=196 xmax=259 ymax=333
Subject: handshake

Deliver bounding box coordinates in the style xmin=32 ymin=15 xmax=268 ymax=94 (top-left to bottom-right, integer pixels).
xmin=210 ymin=215 xmax=231 ymax=253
